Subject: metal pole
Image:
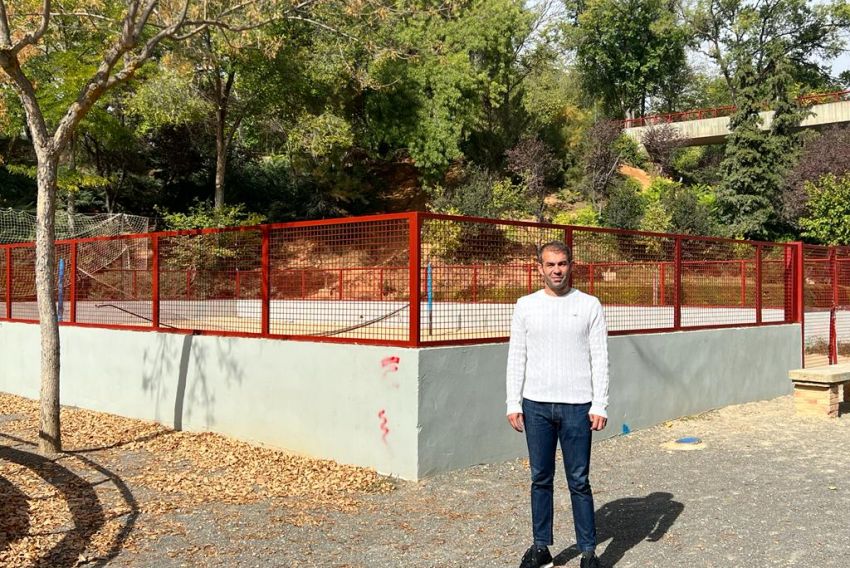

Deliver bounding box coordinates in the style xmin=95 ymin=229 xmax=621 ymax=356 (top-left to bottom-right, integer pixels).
xmin=69 ymin=242 xmax=77 ymax=323
xmin=674 ymin=237 xmax=682 ymax=329
xmin=261 ymin=226 xmax=270 ymax=336
xmin=151 ymin=235 xmax=160 ymax=328
xmin=56 ymin=258 xmax=65 ymax=323
xmin=427 ymin=262 xmax=433 ymax=336
xmin=565 ymin=227 xmax=574 ymax=289
xmin=6 ymin=247 xmax=12 ymax=319
xmin=830 ymin=247 xmax=838 ymax=364
xmin=794 ymin=243 xmax=805 ymax=367
xmin=408 ymin=212 xmax=421 ymax=347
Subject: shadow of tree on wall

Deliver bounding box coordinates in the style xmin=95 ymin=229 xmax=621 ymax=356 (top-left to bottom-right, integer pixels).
xmin=554 ymin=492 xmax=684 ymax=566
xmin=141 ymin=332 xmax=246 ymax=431
xmin=0 ymin=434 xmax=139 ymax=567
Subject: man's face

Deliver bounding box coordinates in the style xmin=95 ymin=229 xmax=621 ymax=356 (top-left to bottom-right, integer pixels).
xmin=538 ymin=248 xmax=571 ymax=295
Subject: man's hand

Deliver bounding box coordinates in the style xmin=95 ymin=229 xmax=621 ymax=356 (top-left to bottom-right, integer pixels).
xmin=508 ymin=413 xmax=524 ymax=432
xmin=589 ymin=413 xmax=607 ymax=431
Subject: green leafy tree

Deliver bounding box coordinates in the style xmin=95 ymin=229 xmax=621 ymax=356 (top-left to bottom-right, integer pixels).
xmin=0 ymin=0 xmax=314 ymax=454
xmin=799 ymin=174 xmax=850 ymax=244
xmin=717 ymin=53 xmax=806 ymax=239
xmin=688 ymin=0 xmax=849 ymax=101
xmin=573 ymin=0 xmax=690 ymax=117
xmin=782 ymin=126 xmax=850 ymax=230
xmin=602 ymin=178 xmax=644 ymax=229
xmin=428 ymin=165 xmax=523 ymax=219
xmin=663 ymin=183 xmax=717 ymax=236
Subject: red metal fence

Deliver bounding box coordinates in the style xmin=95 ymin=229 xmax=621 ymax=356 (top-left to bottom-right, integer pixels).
xmin=0 ymin=212 xmax=813 ymax=352
xmin=621 ymin=89 xmax=850 ymax=128
xmin=802 ymin=245 xmax=850 ymax=367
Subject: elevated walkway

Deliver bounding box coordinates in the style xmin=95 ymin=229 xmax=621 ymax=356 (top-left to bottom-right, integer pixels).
xmin=623 ymin=91 xmax=850 ymax=146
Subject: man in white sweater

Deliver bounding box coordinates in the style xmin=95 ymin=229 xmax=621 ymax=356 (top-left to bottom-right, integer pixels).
xmin=506 ymin=241 xmax=609 ymax=568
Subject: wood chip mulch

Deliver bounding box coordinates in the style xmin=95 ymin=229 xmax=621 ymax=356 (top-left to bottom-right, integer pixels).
xmin=0 ymin=393 xmax=394 ymax=567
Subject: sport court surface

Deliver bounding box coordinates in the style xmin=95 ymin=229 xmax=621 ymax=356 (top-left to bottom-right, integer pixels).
xmin=2 ymin=393 xmax=848 ymax=567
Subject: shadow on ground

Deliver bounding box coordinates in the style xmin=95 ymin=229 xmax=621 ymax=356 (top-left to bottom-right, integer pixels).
xmin=554 ymin=492 xmax=684 ymax=566
xmin=0 ymin=434 xmax=139 ymax=567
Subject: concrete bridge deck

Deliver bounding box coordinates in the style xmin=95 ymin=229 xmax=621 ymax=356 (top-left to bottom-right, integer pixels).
xmin=624 ymin=92 xmax=850 ymax=146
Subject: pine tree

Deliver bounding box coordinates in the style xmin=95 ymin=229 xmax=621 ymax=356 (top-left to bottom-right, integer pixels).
xmin=717 ymin=55 xmax=805 ymax=240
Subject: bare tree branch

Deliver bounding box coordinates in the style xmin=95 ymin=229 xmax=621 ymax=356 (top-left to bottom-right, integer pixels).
xmin=12 ymin=0 xmax=51 ymax=54
xmin=0 ymin=53 xmax=50 ymax=149
xmin=52 ymin=0 xmax=188 ymax=149
xmin=286 ymin=15 xmax=362 ymax=43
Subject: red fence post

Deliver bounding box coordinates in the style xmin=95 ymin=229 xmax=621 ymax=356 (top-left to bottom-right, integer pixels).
xmin=674 ymin=237 xmax=682 ymax=329
xmin=69 ymin=242 xmax=77 ymax=323
xmin=830 ymin=247 xmax=838 ymax=364
xmin=793 ymin=243 xmax=805 ymax=366
xmin=794 ymin=243 xmax=804 ymax=324
xmin=831 ymin=247 xmax=839 ymax=310
xmin=755 ymin=246 xmax=763 ymax=324
xmin=151 ymin=235 xmax=160 ymax=328
xmin=301 ymin=269 xmax=306 ymax=299
xmin=408 ymin=212 xmax=421 ymax=347
xmin=235 ymin=269 xmax=241 ymax=298
xmin=472 ymin=265 xmax=479 ymax=303
xmin=5 ymin=247 xmax=11 ymax=319
xmin=379 ymin=268 xmax=384 ymax=301
xmin=565 ymin=227 xmax=574 ymax=289
xmin=261 ymin=226 xmax=270 ymax=336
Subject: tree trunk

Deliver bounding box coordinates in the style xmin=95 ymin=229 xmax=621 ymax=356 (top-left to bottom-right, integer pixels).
xmin=67 ymin=134 xmax=77 ymax=236
xmin=35 ymin=150 xmax=61 ymax=454
xmin=213 ymin=68 xmax=236 ymax=210
xmin=214 ymin=118 xmax=227 ymax=209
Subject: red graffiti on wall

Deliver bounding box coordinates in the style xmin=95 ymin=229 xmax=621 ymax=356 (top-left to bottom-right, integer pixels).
xmin=378 ymin=409 xmax=390 ymax=442
xmin=381 ymin=355 xmax=400 ymax=388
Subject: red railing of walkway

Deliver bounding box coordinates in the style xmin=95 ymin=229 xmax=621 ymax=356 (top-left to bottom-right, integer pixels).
xmin=621 ymin=89 xmax=850 ymax=128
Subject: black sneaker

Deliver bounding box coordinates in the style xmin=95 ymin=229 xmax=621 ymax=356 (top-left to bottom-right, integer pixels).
xmin=580 ymin=552 xmax=600 ymax=568
xmin=519 ymin=545 xmax=553 ymax=568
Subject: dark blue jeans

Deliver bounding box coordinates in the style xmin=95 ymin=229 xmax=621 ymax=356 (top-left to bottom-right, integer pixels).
xmin=522 ymin=398 xmax=596 ymax=552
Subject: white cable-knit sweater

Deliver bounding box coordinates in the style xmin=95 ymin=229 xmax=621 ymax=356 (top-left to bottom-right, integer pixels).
xmin=505 ymin=288 xmax=609 ymax=418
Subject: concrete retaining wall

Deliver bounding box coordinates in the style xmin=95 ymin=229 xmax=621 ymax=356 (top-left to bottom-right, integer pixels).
xmin=0 ymin=322 xmax=800 ymax=480
xmin=416 ymin=325 xmax=800 ymax=476
xmin=0 ymin=323 xmax=420 ymax=479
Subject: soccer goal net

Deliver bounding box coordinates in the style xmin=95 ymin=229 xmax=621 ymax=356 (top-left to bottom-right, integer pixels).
xmin=0 ymin=208 xmax=149 ymax=244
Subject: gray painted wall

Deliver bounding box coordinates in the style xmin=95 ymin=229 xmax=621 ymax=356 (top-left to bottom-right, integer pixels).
xmin=416 ymin=325 xmax=800 ymax=476
xmin=0 ymin=322 xmax=800 ymax=480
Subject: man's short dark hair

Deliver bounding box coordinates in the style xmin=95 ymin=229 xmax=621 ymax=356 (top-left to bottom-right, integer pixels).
xmin=537 ymin=241 xmax=573 ymax=264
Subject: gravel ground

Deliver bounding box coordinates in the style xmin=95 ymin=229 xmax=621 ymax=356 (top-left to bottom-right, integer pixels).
xmin=3 ymin=394 xmax=850 ymax=567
